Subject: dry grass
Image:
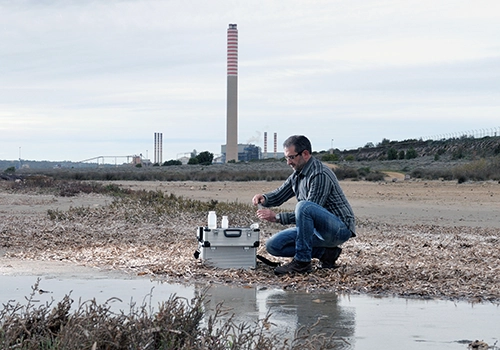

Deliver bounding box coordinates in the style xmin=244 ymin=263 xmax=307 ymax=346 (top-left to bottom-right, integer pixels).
xmin=1 ymin=181 xmax=498 ymax=304
xmin=1 ymin=280 xmax=346 ymax=349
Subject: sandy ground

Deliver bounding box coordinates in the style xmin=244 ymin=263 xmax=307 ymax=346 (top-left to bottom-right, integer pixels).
xmin=111 ymin=179 xmax=500 ymax=228
xmin=1 ymin=179 xmax=499 ymax=302
xmin=3 ymin=179 xmax=500 ymax=229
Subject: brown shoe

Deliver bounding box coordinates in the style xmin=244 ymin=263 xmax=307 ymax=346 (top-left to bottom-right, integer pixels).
xmin=274 ymin=259 xmax=312 ymax=276
xmin=320 ymin=247 xmax=342 ymax=269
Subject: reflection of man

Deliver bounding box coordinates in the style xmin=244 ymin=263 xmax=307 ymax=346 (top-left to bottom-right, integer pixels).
xmin=265 ymin=290 xmax=355 ymax=345
xmin=252 ymin=135 xmax=355 ymax=276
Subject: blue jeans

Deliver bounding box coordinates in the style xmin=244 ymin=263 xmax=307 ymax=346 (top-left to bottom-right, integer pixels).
xmin=266 ymin=201 xmax=352 ymax=262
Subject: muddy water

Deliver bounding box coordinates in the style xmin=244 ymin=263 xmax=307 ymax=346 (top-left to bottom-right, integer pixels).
xmin=1 ymin=273 xmax=498 ymax=349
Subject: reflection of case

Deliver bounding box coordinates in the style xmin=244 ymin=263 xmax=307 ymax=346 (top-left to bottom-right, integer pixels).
xmin=197 ymin=284 xmax=258 ymax=320
xmin=195 ymin=227 xmax=260 ymax=269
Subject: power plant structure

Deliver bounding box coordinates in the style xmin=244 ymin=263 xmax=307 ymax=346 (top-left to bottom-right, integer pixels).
xmin=221 ymin=25 xmax=283 ymax=162
xmin=263 ymin=132 xmax=268 ymax=159
xmin=225 ymin=23 xmax=238 ymax=162
xmin=154 ymin=132 xmax=163 ymax=165
xmin=273 ymin=132 xmax=278 ymax=158
xmin=262 ymin=132 xmax=280 ymax=159
xmin=220 ymin=131 xmax=282 ymax=162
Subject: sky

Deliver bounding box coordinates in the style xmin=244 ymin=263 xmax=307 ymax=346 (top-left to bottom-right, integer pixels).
xmin=1 ymin=0 xmax=500 ymax=163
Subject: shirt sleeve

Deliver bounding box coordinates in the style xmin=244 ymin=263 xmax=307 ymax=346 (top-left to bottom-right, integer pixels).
xmin=263 ymin=175 xmax=296 ymax=208
xmin=263 ymin=175 xmax=296 ymax=224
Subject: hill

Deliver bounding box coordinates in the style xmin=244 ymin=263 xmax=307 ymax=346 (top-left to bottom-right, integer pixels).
xmin=2 ymin=136 xmax=500 ymax=183
xmin=336 ymin=136 xmax=500 ymax=162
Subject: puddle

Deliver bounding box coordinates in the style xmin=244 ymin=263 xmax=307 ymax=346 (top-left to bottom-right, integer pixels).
xmin=1 ymin=274 xmax=498 ymax=349
xmin=199 ymin=284 xmax=499 ymax=349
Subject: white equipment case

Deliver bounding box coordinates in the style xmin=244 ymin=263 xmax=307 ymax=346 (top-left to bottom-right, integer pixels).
xmin=195 ymin=226 xmax=260 ymax=269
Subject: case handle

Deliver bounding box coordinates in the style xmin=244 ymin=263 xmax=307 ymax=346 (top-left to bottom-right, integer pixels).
xmin=224 ymin=229 xmax=242 ymax=238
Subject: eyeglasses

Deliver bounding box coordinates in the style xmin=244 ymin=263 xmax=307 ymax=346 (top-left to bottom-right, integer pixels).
xmin=284 ymin=152 xmax=302 ymax=161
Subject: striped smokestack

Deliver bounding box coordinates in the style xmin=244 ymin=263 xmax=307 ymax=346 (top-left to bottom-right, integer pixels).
xmin=154 ymin=132 xmax=163 ymax=165
xmin=263 ymin=131 xmax=268 ymax=159
xmin=274 ymin=133 xmax=277 ymax=158
xmin=225 ymin=24 xmax=238 ymax=162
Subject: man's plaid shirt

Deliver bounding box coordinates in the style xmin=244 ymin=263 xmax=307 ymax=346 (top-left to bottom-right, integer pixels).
xmin=263 ymin=156 xmax=356 ymax=236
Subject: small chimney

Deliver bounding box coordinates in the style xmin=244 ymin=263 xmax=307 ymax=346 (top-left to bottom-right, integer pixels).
xmin=274 ymin=132 xmax=277 ymax=158
xmin=263 ymin=132 xmax=268 ymax=159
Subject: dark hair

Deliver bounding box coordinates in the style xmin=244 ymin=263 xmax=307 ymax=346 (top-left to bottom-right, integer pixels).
xmin=283 ymin=135 xmax=312 ymax=154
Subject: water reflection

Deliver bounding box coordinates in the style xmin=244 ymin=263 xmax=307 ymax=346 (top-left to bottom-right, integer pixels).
xmin=197 ymin=284 xmax=355 ymax=347
xmin=187 ymin=283 xmax=500 ymax=349
xmin=1 ymin=274 xmax=498 ymax=349
xmin=0 ymin=275 xmax=194 ymax=311
xmin=264 ymin=289 xmax=355 ymax=339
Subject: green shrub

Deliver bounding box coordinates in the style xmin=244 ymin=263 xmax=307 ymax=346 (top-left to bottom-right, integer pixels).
xmin=321 ymin=153 xmax=338 ymax=161
xmin=405 ymin=147 xmax=418 ymax=159
xmin=387 ymin=148 xmax=398 ymax=160
xmin=452 ymin=159 xmax=491 ymax=182
xmin=163 ymin=160 xmax=182 ymax=166
xmin=452 ymin=147 xmax=466 ymax=160
xmin=196 ymin=151 xmax=214 ymax=165
xmin=365 ymin=172 xmax=385 ymax=182
xmin=410 ymin=167 xmax=454 ymax=180
xmin=495 ymin=143 xmax=500 ymax=155
xmin=357 ymin=167 xmax=371 ymax=177
xmin=334 ymin=166 xmax=358 ymax=180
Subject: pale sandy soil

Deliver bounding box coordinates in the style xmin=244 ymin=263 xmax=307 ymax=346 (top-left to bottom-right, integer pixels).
xmin=1 ymin=179 xmax=499 ymax=302
xmin=112 ymin=179 xmax=500 ymax=228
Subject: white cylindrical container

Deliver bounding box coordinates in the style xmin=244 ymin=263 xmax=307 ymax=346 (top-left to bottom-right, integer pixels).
xmin=208 ymin=211 xmax=217 ymax=229
xmin=221 ymin=216 xmax=229 ymax=229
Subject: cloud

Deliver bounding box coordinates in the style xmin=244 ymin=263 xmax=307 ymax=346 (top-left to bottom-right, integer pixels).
xmin=1 ymin=0 xmax=499 ymax=161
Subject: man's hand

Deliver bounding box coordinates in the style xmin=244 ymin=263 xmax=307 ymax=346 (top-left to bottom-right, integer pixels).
xmin=253 ymin=194 xmax=279 ymax=222
xmin=256 ymin=208 xmax=277 ymax=222
xmin=252 ymin=194 xmax=265 ymax=206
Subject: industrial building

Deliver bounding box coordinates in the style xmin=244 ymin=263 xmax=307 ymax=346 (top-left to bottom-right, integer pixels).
xmin=220 ymin=132 xmax=284 ymax=162
xmin=220 ymin=144 xmax=261 ymax=162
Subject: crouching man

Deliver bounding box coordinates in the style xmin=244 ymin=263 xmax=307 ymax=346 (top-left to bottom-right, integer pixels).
xmin=252 ymin=135 xmax=355 ymax=276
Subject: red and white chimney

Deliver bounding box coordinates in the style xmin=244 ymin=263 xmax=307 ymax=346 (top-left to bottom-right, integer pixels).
xmin=225 ymin=24 xmax=238 ymax=162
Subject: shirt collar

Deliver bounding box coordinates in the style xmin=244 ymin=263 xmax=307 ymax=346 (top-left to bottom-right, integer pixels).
xmin=295 ymin=156 xmax=314 ymax=178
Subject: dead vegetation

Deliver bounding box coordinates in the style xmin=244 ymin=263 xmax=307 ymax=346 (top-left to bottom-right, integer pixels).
xmin=1 ymin=280 xmax=346 ymax=349
xmin=1 ymin=180 xmax=499 ymax=304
